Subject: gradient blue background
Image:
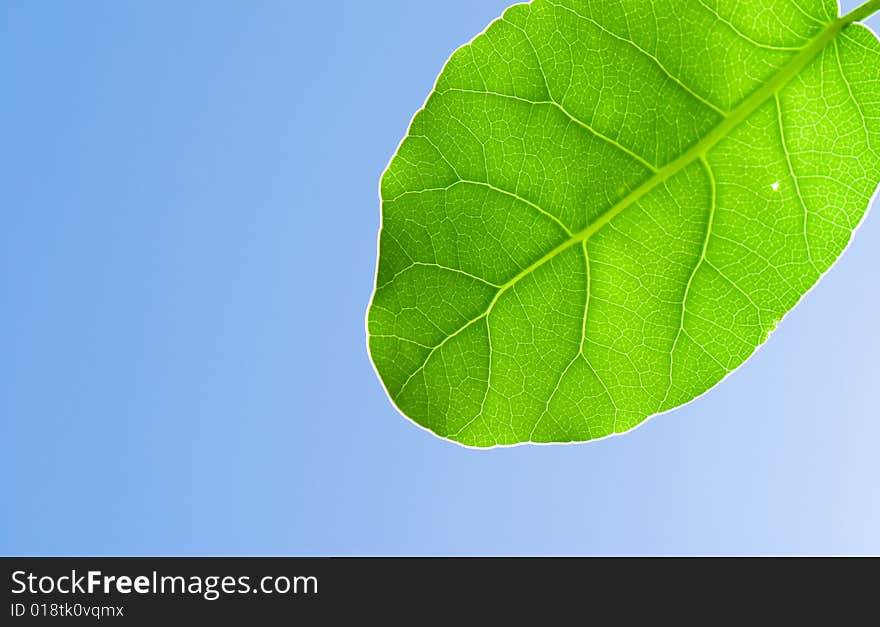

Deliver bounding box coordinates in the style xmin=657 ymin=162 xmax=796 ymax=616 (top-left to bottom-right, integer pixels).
xmin=2 ymin=1 xmax=878 ymax=555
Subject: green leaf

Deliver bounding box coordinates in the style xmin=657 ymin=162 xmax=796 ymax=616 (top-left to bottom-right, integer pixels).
xmin=367 ymin=0 xmax=880 ymax=447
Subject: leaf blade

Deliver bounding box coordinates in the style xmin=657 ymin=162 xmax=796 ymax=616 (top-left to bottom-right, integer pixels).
xmin=368 ymin=0 xmax=880 ymax=447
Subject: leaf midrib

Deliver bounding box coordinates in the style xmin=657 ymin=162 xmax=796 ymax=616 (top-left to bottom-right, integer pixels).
xmin=495 ymin=9 xmax=856 ymax=296
xmin=390 ymin=2 xmax=875 ymax=397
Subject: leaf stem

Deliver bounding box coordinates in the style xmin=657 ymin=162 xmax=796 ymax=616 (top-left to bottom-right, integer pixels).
xmin=842 ymin=0 xmax=880 ymax=25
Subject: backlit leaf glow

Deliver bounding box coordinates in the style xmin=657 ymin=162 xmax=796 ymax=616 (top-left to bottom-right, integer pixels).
xmin=368 ymin=0 xmax=880 ymax=447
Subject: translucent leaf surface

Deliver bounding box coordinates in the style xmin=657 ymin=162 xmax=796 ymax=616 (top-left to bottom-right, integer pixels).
xmin=367 ymin=0 xmax=880 ymax=447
